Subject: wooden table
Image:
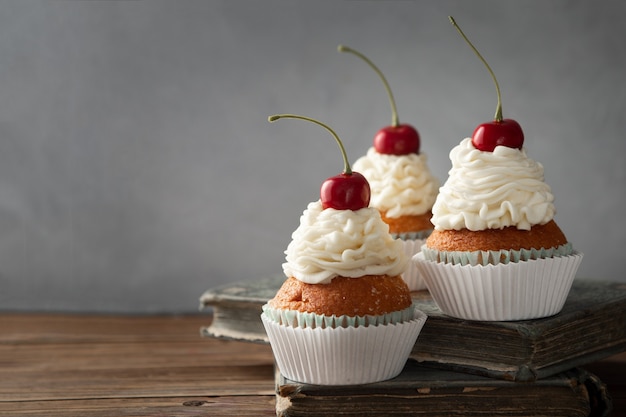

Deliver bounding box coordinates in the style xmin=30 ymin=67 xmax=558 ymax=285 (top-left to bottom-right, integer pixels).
xmin=1 ymin=313 xmax=624 ymax=416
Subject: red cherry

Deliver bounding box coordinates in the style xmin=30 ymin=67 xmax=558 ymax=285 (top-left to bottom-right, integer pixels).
xmin=268 ymin=113 xmax=371 ymax=211
xmin=374 ymin=123 xmax=420 ymax=155
xmin=321 ymin=172 xmax=370 ymax=210
xmin=472 ymin=118 xmax=524 ymax=152
xmin=338 ymin=45 xmax=420 ymax=156
xmin=449 ymin=17 xmax=524 ymax=153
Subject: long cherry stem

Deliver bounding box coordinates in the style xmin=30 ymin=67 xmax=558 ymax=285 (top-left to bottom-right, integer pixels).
xmin=338 ymin=44 xmax=400 ymax=127
xmin=268 ymin=114 xmax=353 ymax=175
xmin=449 ymin=16 xmax=503 ymax=122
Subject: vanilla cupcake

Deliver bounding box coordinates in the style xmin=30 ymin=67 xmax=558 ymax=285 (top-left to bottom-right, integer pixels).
xmin=413 ymin=17 xmax=583 ymax=321
xmin=264 ymin=113 xmax=427 ymax=385
xmin=338 ymin=44 xmax=439 ymax=291
xmin=262 ymin=200 xmax=427 ymax=385
xmin=413 ymin=138 xmax=583 ymax=321
xmin=353 ymin=148 xmax=438 ymax=291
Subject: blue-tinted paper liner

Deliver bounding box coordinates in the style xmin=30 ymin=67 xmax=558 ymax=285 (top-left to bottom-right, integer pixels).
xmin=421 ymin=242 xmax=574 ymax=266
xmin=262 ymin=304 xmax=416 ymax=329
xmin=390 ymin=229 xmax=433 ymax=241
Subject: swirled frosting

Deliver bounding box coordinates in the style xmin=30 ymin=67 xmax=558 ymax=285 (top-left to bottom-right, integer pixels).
xmin=352 ymin=147 xmax=439 ymax=218
xmin=282 ymin=200 xmax=408 ymax=284
xmin=431 ymin=138 xmax=555 ymax=231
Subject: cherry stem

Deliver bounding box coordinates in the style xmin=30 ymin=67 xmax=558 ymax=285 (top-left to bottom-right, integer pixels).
xmin=268 ymin=114 xmax=353 ymax=175
xmin=449 ymin=16 xmax=503 ymax=122
xmin=338 ymin=44 xmax=400 ymax=127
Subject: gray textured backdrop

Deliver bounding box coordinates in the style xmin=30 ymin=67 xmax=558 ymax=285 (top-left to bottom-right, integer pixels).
xmin=1 ymin=1 xmax=624 ymax=312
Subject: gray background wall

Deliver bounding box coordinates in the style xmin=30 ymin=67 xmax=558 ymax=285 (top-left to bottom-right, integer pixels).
xmin=0 ymin=0 xmax=624 ymax=313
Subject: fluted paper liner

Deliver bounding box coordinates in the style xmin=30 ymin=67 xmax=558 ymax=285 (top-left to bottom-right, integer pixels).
xmin=421 ymin=242 xmax=573 ymax=266
xmin=413 ymin=252 xmax=583 ymax=321
xmin=262 ymin=304 xmax=415 ymax=328
xmin=261 ymin=306 xmax=427 ymax=385
xmin=391 ymin=229 xmax=432 ymax=241
xmin=399 ymin=238 xmax=428 ymax=291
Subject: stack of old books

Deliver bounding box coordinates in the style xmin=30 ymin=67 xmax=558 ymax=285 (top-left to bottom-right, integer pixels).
xmin=200 ymin=277 xmax=625 ymax=416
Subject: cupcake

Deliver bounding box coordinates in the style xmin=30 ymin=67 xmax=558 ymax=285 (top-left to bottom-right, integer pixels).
xmin=339 ymin=44 xmax=439 ymax=291
xmin=414 ymin=136 xmax=583 ymax=321
xmin=353 ymin=147 xmax=439 ymax=291
xmin=413 ymin=17 xmax=583 ymax=322
xmin=264 ymin=114 xmax=427 ymax=385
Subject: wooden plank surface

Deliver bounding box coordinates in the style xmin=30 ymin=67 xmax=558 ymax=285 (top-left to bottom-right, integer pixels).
xmin=1 ymin=313 xmax=624 ymax=416
xmin=0 ymin=313 xmax=276 ymax=416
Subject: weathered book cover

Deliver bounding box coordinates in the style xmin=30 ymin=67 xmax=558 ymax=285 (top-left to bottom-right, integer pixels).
xmin=411 ymin=280 xmax=626 ymax=382
xmin=275 ymin=359 xmax=613 ymax=417
xmin=199 ymin=278 xmax=626 ymax=381
xmin=199 ymin=276 xmax=280 ymax=344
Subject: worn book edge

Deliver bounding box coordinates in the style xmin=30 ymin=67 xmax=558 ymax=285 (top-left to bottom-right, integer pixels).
xmin=199 ymin=276 xmax=280 ymax=344
xmin=415 ymin=341 xmax=626 ymax=382
xmin=409 ymin=280 xmax=626 ymax=381
xmin=274 ymin=360 xmax=613 ymax=417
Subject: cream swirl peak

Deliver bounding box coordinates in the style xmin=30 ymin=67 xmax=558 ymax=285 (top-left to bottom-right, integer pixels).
xmin=431 ymin=138 xmax=555 ymax=231
xmin=353 ymin=147 xmax=439 ymax=218
xmin=282 ymin=200 xmax=408 ymax=284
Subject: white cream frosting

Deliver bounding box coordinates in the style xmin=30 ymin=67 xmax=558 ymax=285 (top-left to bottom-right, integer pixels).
xmin=431 ymin=138 xmax=555 ymax=231
xmin=282 ymin=200 xmax=408 ymax=284
xmin=352 ymin=147 xmax=439 ymax=218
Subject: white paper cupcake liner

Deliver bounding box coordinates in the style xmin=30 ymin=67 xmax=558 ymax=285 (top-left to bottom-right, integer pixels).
xmin=399 ymin=238 xmax=428 ymax=291
xmin=413 ymin=252 xmax=583 ymax=321
xmin=261 ymin=305 xmax=427 ymax=385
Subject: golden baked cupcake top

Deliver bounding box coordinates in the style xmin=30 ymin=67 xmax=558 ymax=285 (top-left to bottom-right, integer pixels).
xmin=269 ymin=275 xmax=412 ymax=317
